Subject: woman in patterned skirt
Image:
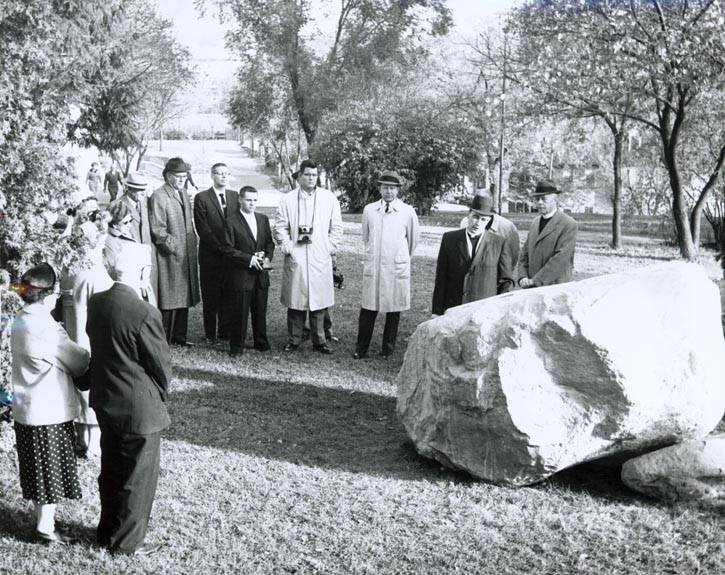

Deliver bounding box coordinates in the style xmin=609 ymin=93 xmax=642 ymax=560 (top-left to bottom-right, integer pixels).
xmin=11 ymin=263 xmax=90 ymax=544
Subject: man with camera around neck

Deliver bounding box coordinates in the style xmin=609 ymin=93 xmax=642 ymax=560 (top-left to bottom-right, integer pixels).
xmin=273 ymin=159 xmax=343 ymax=354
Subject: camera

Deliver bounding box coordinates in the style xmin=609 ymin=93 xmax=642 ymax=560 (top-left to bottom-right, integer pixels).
xmin=333 ymin=267 xmax=344 ymax=290
xmin=298 ymin=225 xmax=313 ymax=243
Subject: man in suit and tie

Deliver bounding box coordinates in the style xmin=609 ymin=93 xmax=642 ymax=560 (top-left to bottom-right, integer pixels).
xmin=223 ymin=186 xmax=274 ymax=357
xmin=149 ymin=157 xmax=200 ymax=346
xmin=432 ymin=195 xmax=514 ymax=316
xmin=86 ymin=241 xmax=171 ymax=556
xmin=518 ymin=180 xmax=578 ymax=289
xmin=193 ymin=162 xmax=237 ymax=344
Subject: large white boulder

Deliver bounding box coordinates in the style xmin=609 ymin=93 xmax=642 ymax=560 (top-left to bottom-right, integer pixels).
xmin=621 ymin=434 xmax=725 ymax=501
xmin=397 ymin=262 xmax=725 ymax=486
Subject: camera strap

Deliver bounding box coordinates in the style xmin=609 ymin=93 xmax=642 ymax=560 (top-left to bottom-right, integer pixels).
xmin=297 ymin=188 xmax=317 ymax=231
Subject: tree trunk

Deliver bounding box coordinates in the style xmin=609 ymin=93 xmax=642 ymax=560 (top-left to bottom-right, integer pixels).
xmin=611 ymin=128 xmax=623 ymax=250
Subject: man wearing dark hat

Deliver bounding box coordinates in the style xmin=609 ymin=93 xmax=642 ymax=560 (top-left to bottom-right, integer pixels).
xmin=353 ymin=170 xmax=419 ymax=359
xmin=432 ymin=195 xmax=514 ymax=316
xmin=149 ymin=157 xmax=201 ymax=345
xmin=193 ymin=162 xmax=238 ymax=344
xmin=458 ymin=194 xmax=521 ymax=270
xmin=518 ymin=179 xmax=578 ymax=288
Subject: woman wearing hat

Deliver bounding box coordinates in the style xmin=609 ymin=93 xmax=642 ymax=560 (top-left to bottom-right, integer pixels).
xmin=11 ymin=263 xmax=90 ymax=543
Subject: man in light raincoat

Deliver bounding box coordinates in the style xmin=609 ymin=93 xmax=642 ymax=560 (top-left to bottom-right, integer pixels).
xmin=273 ymin=159 xmax=343 ymax=354
xmin=353 ymin=170 xmax=419 ymax=359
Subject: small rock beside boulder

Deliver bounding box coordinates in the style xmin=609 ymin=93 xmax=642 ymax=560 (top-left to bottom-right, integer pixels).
xmin=621 ymin=434 xmax=725 ymax=501
xmin=397 ymin=262 xmax=725 ymax=486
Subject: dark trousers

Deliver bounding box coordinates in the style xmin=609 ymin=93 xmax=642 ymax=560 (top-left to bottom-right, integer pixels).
xmin=356 ymin=308 xmax=401 ymax=356
xmin=200 ymin=264 xmax=228 ymax=340
xmin=161 ymin=308 xmax=189 ymax=344
xmin=97 ymin=423 xmax=161 ymax=554
xmin=302 ymin=308 xmax=333 ymax=340
xmin=287 ymin=308 xmax=326 ymax=346
xmin=228 ymin=286 xmax=269 ymax=353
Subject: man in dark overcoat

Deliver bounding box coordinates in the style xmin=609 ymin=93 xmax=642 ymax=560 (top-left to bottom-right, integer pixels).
xmin=149 ymin=157 xmax=200 ymax=345
xmin=432 ymin=195 xmax=514 ymax=316
xmin=518 ymin=180 xmax=578 ymax=288
xmin=86 ymin=241 xmax=171 ymax=556
xmin=223 ymin=185 xmax=274 ymax=356
xmin=193 ymin=162 xmax=238 ymax=344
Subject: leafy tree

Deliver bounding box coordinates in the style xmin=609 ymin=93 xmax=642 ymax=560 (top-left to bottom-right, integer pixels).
xmin=205 ymin=0 xmax=451 ymax=168
xmin=70 ymin=0 xmax=193 ymax=174
xmin=511 ymin=0 xmax=725 ymax=260
xmin=0 ymin=0 xmax=124 ymax=401
xmin=314 ymin=83 xmax=481 ymax=214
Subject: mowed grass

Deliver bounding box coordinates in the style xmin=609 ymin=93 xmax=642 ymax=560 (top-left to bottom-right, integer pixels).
xmin=1 ymin=214 xmax=724 ymax=575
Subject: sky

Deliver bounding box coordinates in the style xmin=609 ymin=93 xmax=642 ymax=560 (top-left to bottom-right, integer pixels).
xmin=155 ymin=0 xmax=522 ymax=85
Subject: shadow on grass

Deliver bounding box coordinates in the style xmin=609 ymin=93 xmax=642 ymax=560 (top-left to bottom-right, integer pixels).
xmin=0 ymin=502 xmax=94 ymax=545
xmin=166 ymin=366 xmax=448 ymax=481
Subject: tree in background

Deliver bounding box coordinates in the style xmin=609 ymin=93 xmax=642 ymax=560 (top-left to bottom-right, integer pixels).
xmin=208 ymin=0 xmax=451 ymax=167
xmin=510 ymin=0 xmax=725 ymax=260
xmin=314 ymin=73 xmax=481 ymax=214
xmin=70 ymin=0 xmax=193 ymax=174
xmin=0 ymin=0 xmax=125 ymax=406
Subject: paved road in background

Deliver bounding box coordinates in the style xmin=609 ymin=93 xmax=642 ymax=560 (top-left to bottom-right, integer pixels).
xmin=141 ymin=139 xmax=285 ymax=208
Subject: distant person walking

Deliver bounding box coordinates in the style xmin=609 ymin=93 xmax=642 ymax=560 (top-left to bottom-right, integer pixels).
xmin=86 ymin=162 xmax=102 ymax=196
xmin=149 ymin=157 xmax=200 ymax=345
xmin=104 ymin=164 xmax=124 ymax=202
xmin=273 ymin=159 xmax=343 ymax=354
xmin=518 ymin=180 xmax=578 ymax=289
xmin=353 ymin=170 xmax=419 ymax=359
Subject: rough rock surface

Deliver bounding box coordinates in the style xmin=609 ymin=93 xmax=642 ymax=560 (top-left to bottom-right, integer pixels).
xmin=621 ymin=434 xmax=725 ymax=501
xmin=396 ymin=262 xmax=725 ymax=486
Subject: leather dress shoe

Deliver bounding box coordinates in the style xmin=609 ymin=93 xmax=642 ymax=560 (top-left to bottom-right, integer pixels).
xmin=36 ymin=530 xmax=76 ymax=544
xmin=255 ymin=345 xmax=271 ymax=352
xmin=313 ymin=343 xmax=333 ymax=354
xmin=283 ymin=343 xmax=299 ymax=352
xmin=327 ymin=335 xmax=340 ymax=343
xmin=352 ymin=352 xmax=367 ymax=359
xmin=172 ymin=340 xmax=194 ymax=348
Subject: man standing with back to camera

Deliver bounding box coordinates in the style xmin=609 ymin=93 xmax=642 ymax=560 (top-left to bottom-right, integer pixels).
xmin=193 ymin=162 xmax=237 ymax=345
xmin=353 ymin=170 xmax=419 ymax=359
xmin=274 ymin=159 xmax=343 ymax=354
xmin=86 ymin=241 xmax=171 ymax=556
xmin=518 ymin=179 xmax=578 ymax=289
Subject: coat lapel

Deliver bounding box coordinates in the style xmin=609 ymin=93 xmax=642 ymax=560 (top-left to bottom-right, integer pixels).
xmin=456 ymin=230 xmax=471 ymax=265
xmin=535 ymin=211 xmax=563 ymax=244
xmin=238 ymin=211 xmax=256 ymax=245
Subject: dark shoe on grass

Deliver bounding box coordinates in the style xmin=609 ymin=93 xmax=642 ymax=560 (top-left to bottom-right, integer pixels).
xmin=283 ymin=343 xmax=299 ymax=352
xmin=36 ymin=530 xmax=76 ymax=545
xmin=313 ymin=343 xmax=333 ymax=354
xmin=352 ymin=352 xmax=367 ymax=359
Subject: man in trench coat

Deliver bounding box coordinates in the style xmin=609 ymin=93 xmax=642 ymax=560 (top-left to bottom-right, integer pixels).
xmin=518 ymin=180 xmax=578 ymax=288
xmin=273 ymin=159 xmax=343 ymax=354
xmin=353 ymin=170 xmax=419 ymax=359
xmin=432 ymin=195 xmax=514 ymax=316
xmin=149 ymin=157 xmax=200 ymax=345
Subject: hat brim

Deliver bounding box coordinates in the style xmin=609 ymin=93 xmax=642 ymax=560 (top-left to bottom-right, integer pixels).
xmin=377 ymin=180 xmax=401 ymax=186
xmin=470 ymin=208 xmax=494 ymax=216
xmin=126 ymin=185 xmax=147 ymax=191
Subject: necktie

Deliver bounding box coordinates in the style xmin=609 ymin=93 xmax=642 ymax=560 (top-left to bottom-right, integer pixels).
xmin=385 ymin=202 xmax=390 ymax=213
xmin=469 ymin=234 xmax=480 ymax=257
xmin=219 ymin=193 xmax=226 ymax=215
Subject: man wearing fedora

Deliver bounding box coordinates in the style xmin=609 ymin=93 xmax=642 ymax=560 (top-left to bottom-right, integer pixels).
xmin=432 ymin=195 xmax=514 ymax=316
xmin=458 ymin=194 xmax=520 ymax=270
xmin=354 ymin=170 xmax=419 ymax=359
xmin=149 ymin=157 xmax=201 ymax=346
xmin=518 ymin=179 xmax=578 ymax=288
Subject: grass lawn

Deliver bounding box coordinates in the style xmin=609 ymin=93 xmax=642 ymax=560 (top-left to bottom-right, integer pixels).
xmin=1 ymin=215 xmax=724 ymax=574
